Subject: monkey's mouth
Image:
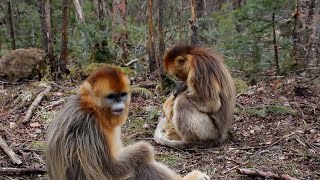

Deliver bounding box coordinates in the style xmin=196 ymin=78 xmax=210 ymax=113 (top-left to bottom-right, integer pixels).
xmin=112 ymin=109 xmax=124 ymax=116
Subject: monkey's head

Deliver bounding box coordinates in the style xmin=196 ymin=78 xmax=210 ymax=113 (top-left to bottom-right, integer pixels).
xmin=163 ymin=45 xmax=195 ymax=81
xmin=79 ymin=66 xmax=131 ymax=122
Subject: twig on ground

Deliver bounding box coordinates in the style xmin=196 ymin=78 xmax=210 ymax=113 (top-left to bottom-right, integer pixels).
xmin=222 ymin=165 xmax=239 ymax=174
xmin=237 ymin=168 xmax=299 ymax=180
xmin=0 ymin=136 xmax=22 ymax=165
xmin=229 ymin=138 xmax=282 ymax=150
xmin=22 ymin=85 xmax=52 ymax=124
xmin=0 ymin=167 xmax=46 ymax=175
xmin=44 ymin=98 xmax=65 ymax=110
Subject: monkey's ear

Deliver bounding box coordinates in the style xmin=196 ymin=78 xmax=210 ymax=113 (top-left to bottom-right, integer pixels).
xmin=80 ymin=81 xmax=93 ymax=94
xmin=175 ymin=56 xmax=187 ymax=66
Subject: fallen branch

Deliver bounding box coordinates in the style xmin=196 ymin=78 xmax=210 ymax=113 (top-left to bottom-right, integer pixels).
xmin=0 ymin=136 xmax=22 ymax=165
xmin=0 ymin=167 xmax=46 ymax=175
xmin=237 ymin=168 xmax=299 ymax=180
xmin=22 ymin=85 xmax=52 ymax=124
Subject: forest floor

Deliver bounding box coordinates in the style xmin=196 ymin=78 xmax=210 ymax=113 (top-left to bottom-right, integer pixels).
xmin=0 ymin=71 xmax=319 ymax=180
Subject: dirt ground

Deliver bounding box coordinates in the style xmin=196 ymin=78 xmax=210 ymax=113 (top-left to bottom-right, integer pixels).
xmin=0 ymin=73 xmax=319 ymax=180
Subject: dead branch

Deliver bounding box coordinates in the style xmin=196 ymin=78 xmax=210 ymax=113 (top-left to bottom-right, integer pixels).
xmin=125 ymin=58 xmax=138 ymax=66
xmin=22 ymin=85 xmax=52 ymax=124
xmin=0 ymin=136 xmax=22 ymax=165
xmin=0 ymin=167 xmax=46 ymax=175
xmin=237 ymin=168 xmax=299 ymax=180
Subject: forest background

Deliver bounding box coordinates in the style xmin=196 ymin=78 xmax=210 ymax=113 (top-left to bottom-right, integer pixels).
xmin=0 ymin=0 xmax=319 ymax=179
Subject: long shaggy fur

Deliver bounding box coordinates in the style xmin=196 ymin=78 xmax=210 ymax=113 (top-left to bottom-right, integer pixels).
xmin=46 ymin=95 xmax=145 ymax=180
xmin=155 ymin=45 xmax=236 ymax=149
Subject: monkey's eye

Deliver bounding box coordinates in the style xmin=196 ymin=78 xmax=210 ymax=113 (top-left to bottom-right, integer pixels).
xmin=120 ymin=92 xmax=127 ymax=97
xmin=106 ymin=94 xmax=116 ymax=100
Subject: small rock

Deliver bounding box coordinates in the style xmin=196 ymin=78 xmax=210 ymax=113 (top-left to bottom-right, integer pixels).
xmin=35 ymin=129 xmax=42 ymax=134
xmin=9 ymin=122 xmax=17 ymax=129
xmin=30 ymin=122 xmax=40 ymax=127
xmin=143 ymin=123 xmax=149 ymax=129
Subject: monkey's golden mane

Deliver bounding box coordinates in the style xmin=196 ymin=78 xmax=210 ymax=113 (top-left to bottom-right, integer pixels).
xmin=164 ymin=44 xmax=230 ymax=102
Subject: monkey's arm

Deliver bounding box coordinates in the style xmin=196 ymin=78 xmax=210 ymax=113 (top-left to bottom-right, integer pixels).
xmin=173 ymin=81 xmax=188 ymax=98
xmin=117 ymin=141 xmax=154 ymax=165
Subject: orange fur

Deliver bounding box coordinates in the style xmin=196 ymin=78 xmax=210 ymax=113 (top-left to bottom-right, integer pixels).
xmin=46 ymin=65 xmax=210 ymax=179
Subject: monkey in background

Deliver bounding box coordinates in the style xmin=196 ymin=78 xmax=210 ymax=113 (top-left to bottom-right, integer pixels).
xmin=154 ymin=45 xmax=236 ymax=149
xmin=45 ymin=65 xmax=209 ymax=180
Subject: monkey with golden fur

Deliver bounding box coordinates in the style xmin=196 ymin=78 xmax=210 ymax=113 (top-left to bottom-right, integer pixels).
xmin=45 ymin=65 xmax=209 ymax=180
xmin=154 ymin=45 xmax=236 ymax=149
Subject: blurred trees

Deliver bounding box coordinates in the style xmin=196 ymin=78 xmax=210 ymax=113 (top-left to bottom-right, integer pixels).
xmin=0 ymin=0 xmax=318 ymax=79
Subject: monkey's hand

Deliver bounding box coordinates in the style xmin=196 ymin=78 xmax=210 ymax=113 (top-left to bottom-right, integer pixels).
xmin=173 ymin=81 xmax=187 ymax=98
xmin=118 ymin=141 xmax=154 ymax=164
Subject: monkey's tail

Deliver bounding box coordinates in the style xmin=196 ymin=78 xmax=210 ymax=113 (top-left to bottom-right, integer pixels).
xmin=154 ymin=113 xmax=222 ymax=149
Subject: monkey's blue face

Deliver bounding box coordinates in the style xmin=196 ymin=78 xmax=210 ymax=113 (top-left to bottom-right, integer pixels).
xmin=105 ymin=92 xmax=129 ymax=116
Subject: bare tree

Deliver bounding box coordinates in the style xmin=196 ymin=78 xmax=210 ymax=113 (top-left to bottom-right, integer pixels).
xmin=37 ymin=0 xmax=56 ymax=79
xmin=158 ymin=0 xmax=165 ymax=77
xmin=148 ymin=0 xmax=156 ymax=72
xmin=292 ymin=0 xmax=320 ymax=68
xmin=7 ymin=0 xmax=16 ymax=50
xmin=272 ymin=12 xmax=280 ymax=74
xmin=112 ymin=0 xmax=129 ymax=60
xmin=73 ymin=0 xmax=85 ymax=23
xmin=92 ymin=0 xmax=108 ymax=21
xmin=60 ymin=0 xmax=71 ymax=75
xmin=190 ymin=0 xmax=204 ymax=45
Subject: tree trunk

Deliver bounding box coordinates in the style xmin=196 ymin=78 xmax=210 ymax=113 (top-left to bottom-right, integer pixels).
xmin=178 ymin=0 xmax=183 ymax=39
xmin=272 ymin=12 xmax=280 ymax=74
xmin=73 ymin=0 xmax=85 ymax=23
xmin=60 ymin=0 xmax=71 ymax=75
xmin=7 ymin=0 xmax=16 ymax=50
xmin=92 ymin=0 xmax=108 ymax=20
xmin=37 ymin=0 xmax=56 ymax=79
xmin=158 ymin=0 xmax=165 ymax=79
xmin=148 ymin=0 xmax=156 ymax=72
xmin=72 ymin=0 xmax=86 ymax=60
xmin=112 ymin=0 xmax=129 ymax=60
xmin=292 ymin=0 xmax=320 ymax=68
xmin=190 ymin=0 xmax=199 ymax=45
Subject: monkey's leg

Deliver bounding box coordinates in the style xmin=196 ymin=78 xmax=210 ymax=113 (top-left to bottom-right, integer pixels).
xmin=172 ymin=95 xmax=218 ymax=141
xmin=117 ymin=141 xmax=154 ymax=164
xmin=182 ymin=170 xmax=210 ymax=180
xmin=163 ymin=94 xmax=175 ymax=121
xmin=163 ymin=95 xmax=181 ymax=140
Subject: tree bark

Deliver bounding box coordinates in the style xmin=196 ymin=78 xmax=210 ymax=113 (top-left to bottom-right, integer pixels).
xmin=190 ymin=0 xmax=199 ymax=45
xmin=272 ymin=12 xmax=280 ymax=74
xmin=292 ymin=0 xmax=320 ymax=68
xmin=148 ymin=0 xmax=156 ymax=72
xmin=37 ymin=0 xmax=56 ymax=79
xmin=7 ymin=0 xmax=16 ymax=50
xmin=60 ymin=0 xmax=71 ymax=75
xmin=158 ymin=0 xmax=165 ymax=75
xmin=92 ymin=0 xmax=108 ymax=20
xmin=112 ymin=0 xmax=129 ymax=60
xmin=73 ymin=0 xmax=85 ymax=23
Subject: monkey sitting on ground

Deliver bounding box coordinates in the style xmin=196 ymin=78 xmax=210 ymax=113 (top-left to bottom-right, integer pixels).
xmin=45 ymin=65 xmax=209 ymax=180
xmin=154 ymin=45 xmax=236 ymax=149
